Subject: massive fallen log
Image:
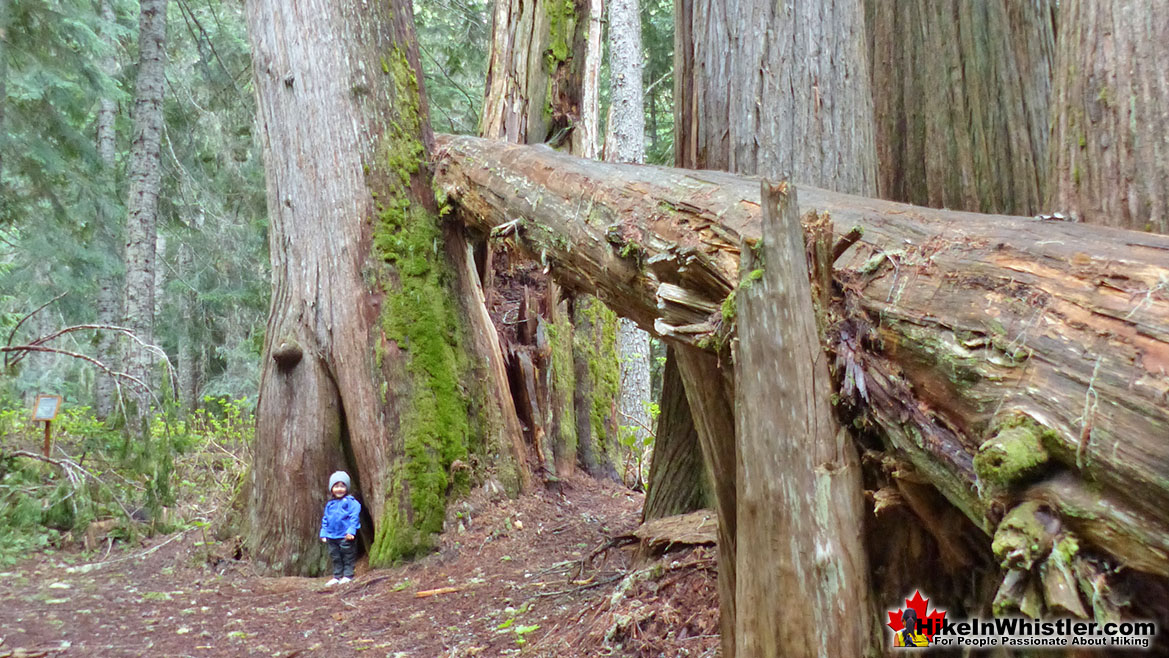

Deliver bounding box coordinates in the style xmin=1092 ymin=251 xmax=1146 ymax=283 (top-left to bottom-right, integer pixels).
xmin=433 ymin=135 xmax=1169 ymax=580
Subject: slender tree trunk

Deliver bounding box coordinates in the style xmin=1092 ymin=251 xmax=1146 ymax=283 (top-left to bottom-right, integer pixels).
xmin=605 ymin=0 xmax=644 ymax=164
xmin=0 ymin=0 xmax=7 ymax=214
xmin=245 ymin=0 xmax=505 ymax=573
xmin=153 ymin=231 xmax=166 ymax=319
xmin=1048 ymin=0 xmax=1169 ymax=233
xmin=177 ymin=207 xmax=204 ymax=412
xmin=605 ymin=0 xmax=653 ymax=481
xmin=577 ymin=0 xmax=602 ymax=159
xmin=123 ymin=0 xmax=168 ymax=422
xmin=642 ymin=347 xmax=708 ymax=521
xmin=866 ymin=0 xmax=1055 ymax=215
xmin=94 ymin=0 xmax=121 ymax=418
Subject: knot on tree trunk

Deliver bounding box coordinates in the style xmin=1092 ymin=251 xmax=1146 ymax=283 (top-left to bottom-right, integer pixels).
xmin=272 ymin=337 xmax=304 ymax=370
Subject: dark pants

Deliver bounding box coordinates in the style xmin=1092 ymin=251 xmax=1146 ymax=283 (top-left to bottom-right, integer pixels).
xmin=325 ymin=538 xmax=356 ymax=578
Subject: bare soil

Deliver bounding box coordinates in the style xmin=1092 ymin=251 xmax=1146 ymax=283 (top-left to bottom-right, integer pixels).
xmin=0 ymin=475 xmax=719 ymax=657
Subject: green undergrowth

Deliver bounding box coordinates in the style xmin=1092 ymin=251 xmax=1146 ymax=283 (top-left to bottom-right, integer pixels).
xmin=0 ymin=396 xmax=253 ymax=566
xmin=368 ymin=47 xmax=471 ymax=567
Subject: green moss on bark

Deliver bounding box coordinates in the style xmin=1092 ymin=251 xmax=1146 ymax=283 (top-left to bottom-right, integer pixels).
xmin=974 ymin=415 xmax=1054 ymax=492
xmin=544 ymin=0 xmax=575 ymax=65
xmin=367 ymin=47 xmax=470 ymax=566
xmin=577 ymin=298 xmax=620 ymax=464
xmin=547 ymin=318 xmax=578 ymax=468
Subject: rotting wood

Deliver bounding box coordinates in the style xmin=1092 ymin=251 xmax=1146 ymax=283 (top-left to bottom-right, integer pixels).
xmin=632 ymin=509 xmax=717 ymax=550
xmin=434 ymin=134 xmax=1169 ymax=581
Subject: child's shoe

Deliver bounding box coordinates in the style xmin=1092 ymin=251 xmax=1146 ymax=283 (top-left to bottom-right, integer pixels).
xmin=325 ymin=577 xmax=340 ymax=586
xmin=338 ymin=577 xmax=352 ymax=584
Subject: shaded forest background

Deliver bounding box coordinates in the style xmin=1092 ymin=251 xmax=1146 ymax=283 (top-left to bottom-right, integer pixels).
xmin=0 ymin=0 xmax=675 ymax=409
xmin=0 ymin=0 xmax=674 ymax=560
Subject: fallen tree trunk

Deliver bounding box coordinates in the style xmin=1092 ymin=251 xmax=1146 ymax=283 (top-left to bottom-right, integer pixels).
xmin=435 ymin=134 xmax=1169 ymax=579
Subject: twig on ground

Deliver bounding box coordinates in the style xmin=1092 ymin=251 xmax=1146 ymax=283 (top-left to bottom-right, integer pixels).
xmin=528 ymin=573 xmax=625 ymax=600
xmin=64 ymin=528 xmax=195 ymax=574
xmin=415 ymin=586 xmax=463 ymax=598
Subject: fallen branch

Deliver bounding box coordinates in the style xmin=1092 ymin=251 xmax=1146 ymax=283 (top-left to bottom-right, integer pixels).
xmin=63 ymin=527 xmax=196 ymax=574
xmin=414 ymin=586 xmax=464 ymax=598
xmin=6 ymin=449 xmax=136 ymax=521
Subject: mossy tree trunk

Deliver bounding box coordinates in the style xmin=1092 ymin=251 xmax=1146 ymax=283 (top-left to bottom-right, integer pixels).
xmin=245 ymin=0 xmax=513 ymax=575
xmin=571 ymin=296 xmax=622 ymax=481
xmin=480 ymin=0 xmax=599 ymax=153
xmin=1048 ymin=0 xmax=1169 ymax=233
xmin=436 ymin=134 xmax=1169 ymax=633
xmin=866 ymin=0 xmax=1055 ymax=216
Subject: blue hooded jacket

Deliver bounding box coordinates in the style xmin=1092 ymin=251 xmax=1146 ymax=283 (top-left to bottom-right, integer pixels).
xmin=320 ymin=495 xmax=361 ymax=539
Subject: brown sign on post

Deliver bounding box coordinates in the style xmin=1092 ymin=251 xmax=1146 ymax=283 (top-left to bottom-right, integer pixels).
xmin=33 ymin=394 xmax=63 ymax=421
xmin=32 ymin=394 xmax=62 ymax=457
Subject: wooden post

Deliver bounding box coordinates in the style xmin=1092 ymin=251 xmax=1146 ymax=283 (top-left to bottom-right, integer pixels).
xmin=732 ymin=180 xmax=877 ymax=657
xmin=42 ymin=421 xmax=52 ymax=458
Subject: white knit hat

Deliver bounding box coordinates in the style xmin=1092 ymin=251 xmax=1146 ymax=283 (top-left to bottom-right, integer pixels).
xmin=328 ymin=471 xmax=351 ymax=491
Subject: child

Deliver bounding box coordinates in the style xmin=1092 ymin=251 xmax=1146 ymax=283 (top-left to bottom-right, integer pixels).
xmin=320 ymin=470 xmax=361 ymax=585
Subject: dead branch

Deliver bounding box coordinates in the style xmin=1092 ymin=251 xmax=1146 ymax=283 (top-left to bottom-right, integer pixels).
xmin=5 ymin=293 xmax=67 ymax=349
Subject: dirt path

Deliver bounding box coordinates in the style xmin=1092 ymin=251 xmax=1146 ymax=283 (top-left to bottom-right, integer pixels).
xmin=0 ymin=476 xmax=719 ymax=657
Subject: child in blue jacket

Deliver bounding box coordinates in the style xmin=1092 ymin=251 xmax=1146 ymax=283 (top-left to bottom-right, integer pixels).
xmin=320 ymin=470 xmax=361 ymax=585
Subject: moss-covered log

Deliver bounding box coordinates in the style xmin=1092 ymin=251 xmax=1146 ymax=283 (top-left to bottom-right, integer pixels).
xmin=434 ymin=134 xmax=1169 ymax=579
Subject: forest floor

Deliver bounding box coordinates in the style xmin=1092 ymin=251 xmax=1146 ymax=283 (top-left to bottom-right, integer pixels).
xmin=0 ymin=475 xmax=720 ymax=657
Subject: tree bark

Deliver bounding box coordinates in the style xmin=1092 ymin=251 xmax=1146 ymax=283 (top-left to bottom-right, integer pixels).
xmin=572 ymin=295 xmax=621 ymax=481
xmin=604 ymin=0 xmax=644 ymax=165
xmin=734 ymin=181 xmax=877 ymax=657
xmin=94 ymin=0 xmax=121 ymax=418
xmin=444 ymin=224 xmax=532 ymax=493
xmin=642 ymin=347 xmax=708 ymax=521
xmin=675 ymin=0 xmax=876 ymax=196
xmin=605 ymin=0 xmax=653 ymax=479
xmin=123 ymin=0 xmax=168 ymax=421
xmin=480 ymin=0 xmax=608 ymax=484
xmin=866 ymin=0 xmax=1055 ymax=216
xmin=1048 ymin=0 xmax=1169 ymax=233
xmin=480 ymin=0 xmax=597 ymax=152
xmin=434 ymin=135 xmax=1169 ymax=583
xmin=672 ymin=345 xmax=736 ymax=655
xmin=245 ymin=0 xmax=500 ymax=573
xmin=673 ymin=3 xmax=878 ymax=651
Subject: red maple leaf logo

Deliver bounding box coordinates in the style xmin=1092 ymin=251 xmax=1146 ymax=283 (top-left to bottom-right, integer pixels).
xmin=887 ymin=590 xmax=947 ymax=641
